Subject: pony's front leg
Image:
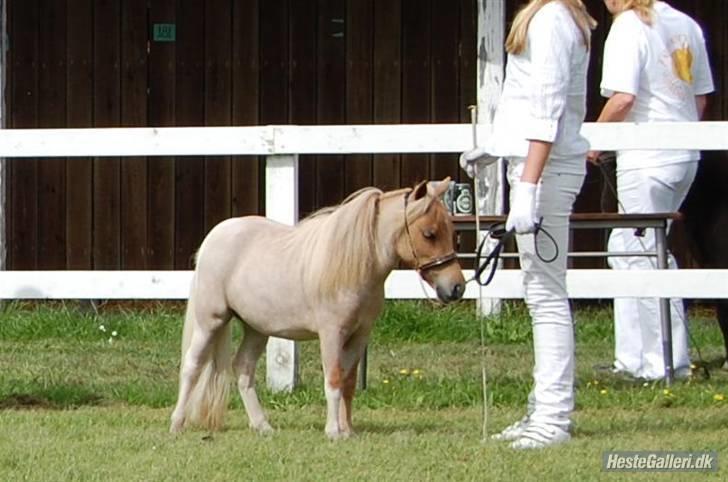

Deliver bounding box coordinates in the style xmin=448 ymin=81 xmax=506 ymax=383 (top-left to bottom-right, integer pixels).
xmin=319 ymin=330 xmax=348 ymax=440
xmin=338 ymin=332 xmax=370 ymax=435
xmin=233 ymin=325 xmax=273 ymax=434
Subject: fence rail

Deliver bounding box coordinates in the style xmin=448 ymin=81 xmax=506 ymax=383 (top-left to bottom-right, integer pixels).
xmin=1 ymin=121 xmax=728 ymax=157
xmin=1 ymin=121 xmax=727 ymax=304
xmin=0 ymin=269 xmax=725 ymax=301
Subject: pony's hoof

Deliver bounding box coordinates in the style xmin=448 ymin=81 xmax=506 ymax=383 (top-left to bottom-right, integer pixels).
xmin=251 ymin=421 xmax=275 ymax=435
xmin=169 ymin=421 xmax=185 ymax=434
xmin=326 ymin=430 xmax=352 ymax=441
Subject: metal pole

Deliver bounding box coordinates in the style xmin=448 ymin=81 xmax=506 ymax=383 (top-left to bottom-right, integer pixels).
xmin=358 ymin=346 xmax=368 ymax=390
xmin=654 ymin=222 xmax=674 ymax=385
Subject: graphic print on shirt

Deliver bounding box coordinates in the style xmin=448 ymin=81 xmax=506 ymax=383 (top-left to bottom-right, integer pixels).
xmin=669 ymin=36 xmax=693 ymax=84
xmin=658 ymin=34 xmax=693 ymax=104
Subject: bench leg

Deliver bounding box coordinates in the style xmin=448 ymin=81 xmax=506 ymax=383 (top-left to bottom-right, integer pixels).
xmin=655 ymin=225 xmax=674 ymax=385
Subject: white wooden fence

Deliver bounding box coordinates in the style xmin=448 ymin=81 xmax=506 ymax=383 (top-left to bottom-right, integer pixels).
xmin=1 ymin=121 xmax=726 ymax=301
xmin=1 ymin=121 xmax=726 ymax=389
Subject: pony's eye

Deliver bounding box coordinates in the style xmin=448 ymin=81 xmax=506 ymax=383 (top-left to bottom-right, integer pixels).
xmin=423 ymin=229 xmax=436 ymax=240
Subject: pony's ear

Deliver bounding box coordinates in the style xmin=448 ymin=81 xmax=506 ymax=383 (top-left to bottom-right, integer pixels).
xmin=410 ymin=180 xmax=428 ymax=201
xmin=427 ymin=177 xmax=451 ymax=199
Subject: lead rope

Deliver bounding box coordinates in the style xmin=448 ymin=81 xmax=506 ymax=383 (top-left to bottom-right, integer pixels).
xmin=470 ymin=221 xmax=558 ymax=287
xmin=469 ymin=105 xmax=489 ymax=442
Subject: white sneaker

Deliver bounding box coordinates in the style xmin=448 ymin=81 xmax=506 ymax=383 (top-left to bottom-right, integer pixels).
xmin=491 ymin=416 xmax=530 ymax=441
xmin=509 ymin=422 xmax=571 ymax=450
xmin=641 ymin=366 xmax=692 ymax=381
xmin=674 ymin=367 xmax=692 ymax=379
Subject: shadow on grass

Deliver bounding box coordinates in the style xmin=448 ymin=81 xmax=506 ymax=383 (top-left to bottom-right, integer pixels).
xmin=352 ymin=419 xmax=450 ymax=435
xmin=0 ymin=385 xmax=104 ymax=410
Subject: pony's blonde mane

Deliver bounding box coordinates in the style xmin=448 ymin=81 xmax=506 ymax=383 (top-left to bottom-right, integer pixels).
xmin=291 ymin=187 xmax=389 ymax=299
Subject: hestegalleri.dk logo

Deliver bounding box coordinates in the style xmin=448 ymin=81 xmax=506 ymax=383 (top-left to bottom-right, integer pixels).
xmin=602 ymin=451 xmax=718 ymax=472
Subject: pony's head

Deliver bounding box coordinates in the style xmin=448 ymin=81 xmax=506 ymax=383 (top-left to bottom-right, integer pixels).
xmin=397 ymin=178 xmax=466 ymax=303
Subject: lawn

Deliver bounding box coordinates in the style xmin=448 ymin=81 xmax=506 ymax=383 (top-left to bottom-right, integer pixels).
xmin=1 ymin=300 xmax=727 ymax=481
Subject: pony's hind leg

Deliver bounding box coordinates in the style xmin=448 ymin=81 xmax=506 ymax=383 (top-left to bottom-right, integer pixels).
xmin=233 ymin=324 xmax=273 ymax=434
xmin=717 ymin=302 xmax=728 ymax=369
xmin=170 ymin=294 xmax=232 ymax=434
xmin=339 ymin=363 xmax=359 ymax=435
xmin=170 ymin=323 xmax=218 ymax=433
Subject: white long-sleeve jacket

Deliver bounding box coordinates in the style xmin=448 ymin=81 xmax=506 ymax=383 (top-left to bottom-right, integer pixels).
xmin=486 ymin=1 xmax=590 ymax=175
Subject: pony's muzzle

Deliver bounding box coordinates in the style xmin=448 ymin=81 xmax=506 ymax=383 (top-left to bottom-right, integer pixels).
xmin=436 ymin=281 xmax=465 ymax=303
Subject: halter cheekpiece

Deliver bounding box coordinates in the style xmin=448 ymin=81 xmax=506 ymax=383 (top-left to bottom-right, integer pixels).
xmin=402 ymin=192 xmax=458 ymax=274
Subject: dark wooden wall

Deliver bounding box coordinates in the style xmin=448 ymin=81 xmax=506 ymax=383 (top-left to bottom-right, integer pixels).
xmin=3 ymin=0 xmax=725 ymax=270
xmin=4 ymin=0 xmax=477 ymax=270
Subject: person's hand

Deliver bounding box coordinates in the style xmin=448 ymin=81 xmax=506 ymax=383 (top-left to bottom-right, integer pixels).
xmin=586 ymin=150 xmax=601 ymax=166
xmin=459 ymin=147 xmax=498 ymax=179
xmin=506 ymin=182 xmax=538 ymax=234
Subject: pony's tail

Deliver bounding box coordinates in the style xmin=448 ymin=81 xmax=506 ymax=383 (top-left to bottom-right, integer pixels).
xmin=180 ymin=292 xmax=232 ymax=431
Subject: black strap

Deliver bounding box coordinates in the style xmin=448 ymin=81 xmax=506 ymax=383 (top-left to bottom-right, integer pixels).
xmin=471 ymin=219 xmax=559 ymax=286
xmin=472 ymin=223 xmax=513 ymax=286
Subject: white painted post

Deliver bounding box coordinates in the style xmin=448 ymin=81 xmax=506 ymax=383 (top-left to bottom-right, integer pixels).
xmin=476 ymin=0 xmax=505 ymax=316
xmin=265 ymin=154 xmax=300 ymax=392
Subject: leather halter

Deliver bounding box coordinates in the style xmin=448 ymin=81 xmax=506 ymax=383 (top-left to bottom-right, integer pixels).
xmin=402 ymin=192 xmax=458 ymax=273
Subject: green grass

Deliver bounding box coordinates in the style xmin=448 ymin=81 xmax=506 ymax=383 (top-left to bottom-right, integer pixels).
xmin=1 ymin=300 xmax=728 ymax=481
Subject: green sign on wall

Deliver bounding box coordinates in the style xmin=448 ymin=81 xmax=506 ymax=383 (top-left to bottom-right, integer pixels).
xmin=153 ymin=24 xmax=176 ymax=42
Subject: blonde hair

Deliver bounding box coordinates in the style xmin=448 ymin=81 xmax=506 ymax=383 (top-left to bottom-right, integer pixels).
xmin=613 ymin=0 xmax=655 ymax=25
xmin=506 ymin=0 xmax=597 ymax=54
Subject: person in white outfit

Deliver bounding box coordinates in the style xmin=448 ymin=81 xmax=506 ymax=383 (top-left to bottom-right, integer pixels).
xmin=461 ymin=0 xmax=596 ymax=449
xmin=588 ymin=0 xmax=714 ymax=381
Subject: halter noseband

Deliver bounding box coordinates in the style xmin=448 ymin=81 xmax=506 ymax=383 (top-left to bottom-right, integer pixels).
xmin=403 ymin=192 xmax=458 ymax=274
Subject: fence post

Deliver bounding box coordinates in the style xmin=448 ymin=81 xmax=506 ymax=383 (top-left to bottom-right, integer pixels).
xmin=476 ymin=0 xmax=505 ymax=316
xmin=265 ymin=154 xmax=300 ymax=392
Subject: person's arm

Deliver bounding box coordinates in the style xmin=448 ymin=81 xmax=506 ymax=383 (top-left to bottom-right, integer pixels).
xmin=589 ymin=15 xmax=642 ymax=165
xmin=695 ymin=94 xmax=707 ymax=120
xmin=521 ymin=140 xmax=552 ymax=184
xmin=691 ymin=26 xmax=715 ymax=119
xmin=595 ymin=92 xmax=635 ymax=123
xmin=586 ymin=92 xmax=635 ymax=164
xmin=507 ymin=140 xmax=552 ymax=234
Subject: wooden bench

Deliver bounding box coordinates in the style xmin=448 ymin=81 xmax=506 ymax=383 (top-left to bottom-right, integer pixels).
xmin=451 ymin=212 xmax=682 ymax=259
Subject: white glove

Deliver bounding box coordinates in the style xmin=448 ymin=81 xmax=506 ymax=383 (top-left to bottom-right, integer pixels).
xmin=506 ymin=182 xmax=538 ymax=234
xmin=459 ymin=147 xmax=498 ymax=179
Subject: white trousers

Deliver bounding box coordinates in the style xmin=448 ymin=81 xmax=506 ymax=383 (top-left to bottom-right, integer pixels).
xmin=608 ymin=162 xmax=697 ymax=380
xmin=508 ymin=161 xmax=585 ymax=429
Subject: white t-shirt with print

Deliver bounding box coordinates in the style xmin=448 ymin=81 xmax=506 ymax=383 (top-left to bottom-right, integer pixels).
xmin=600 ymin=1 xmax=714 ymax=170
xmin=486 ymin=1 xmax=590 ymax=175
